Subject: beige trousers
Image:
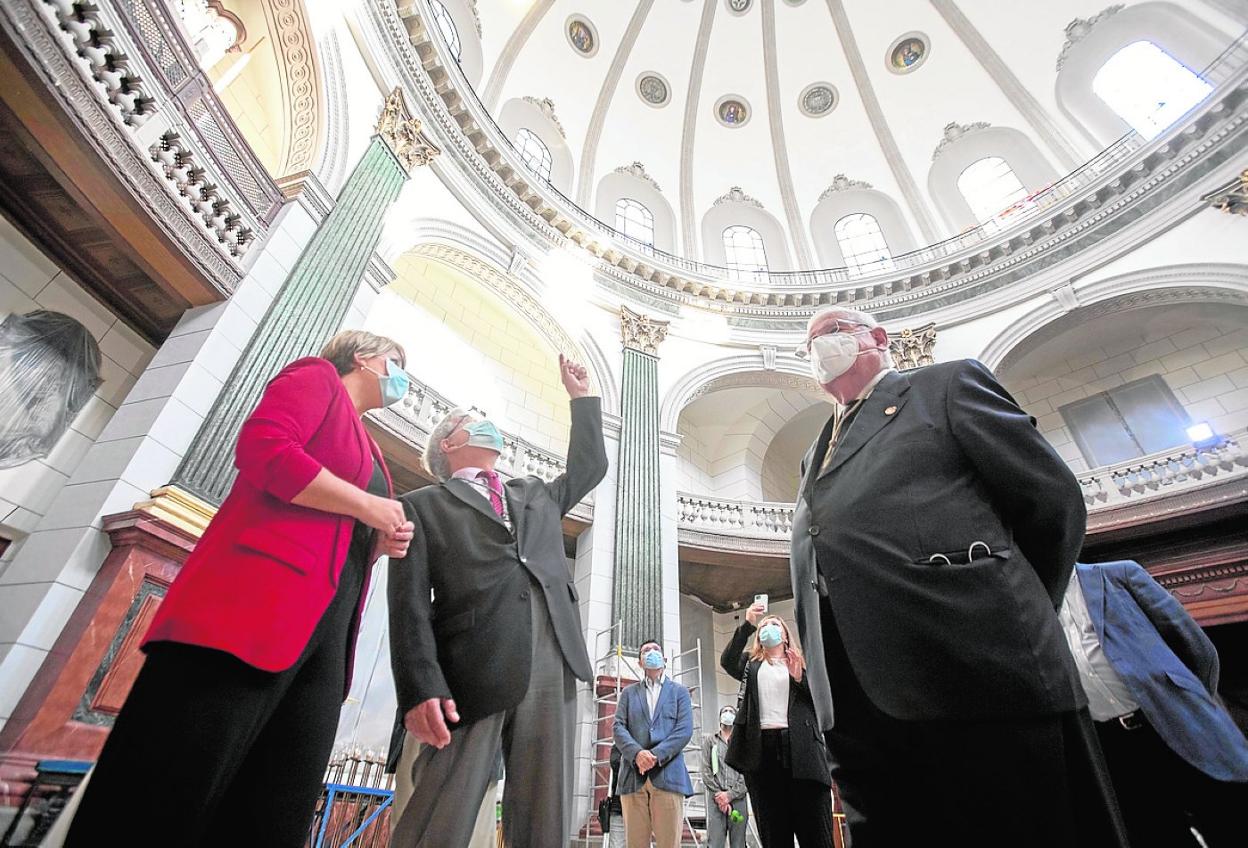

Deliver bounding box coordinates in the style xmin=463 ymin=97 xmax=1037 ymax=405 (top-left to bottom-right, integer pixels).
xmin=620 ymin=780 xmax=684 ymax=848
xmin=392 ymin=732 xmax=498 ymax=847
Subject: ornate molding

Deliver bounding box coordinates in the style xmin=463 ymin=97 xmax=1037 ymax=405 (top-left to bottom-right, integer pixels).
xmin=713 ymin=186 xmax=763 ymax=208
xmin=376 ymin=87 xmax=441 ymax=172
xmin=932 ymin=121 xmax=992 ymax=161
xmin=264 ymin=0 xmax=323 ymax=177
xmin=521 ymin=96 xmax=566 ymax=138
xmin=467 ymin=0 xmax=483 ymax=36
xmin=379 ymin=0 xmax=1248 ymax=321
xmin=888 ymin=323 xmax=937 ymax=370
xmin=620 ymin=305 xmax=670 ymax=355
xmin=1056 ymin=5 xmax=1124 ymax=72
xmin=613 ymin=161 xmax=662 ymax=192
xmin=819 ymin=173 xmax=873 ymax=200
xmin=1207 ymin=168 xmax=1248 ymax=215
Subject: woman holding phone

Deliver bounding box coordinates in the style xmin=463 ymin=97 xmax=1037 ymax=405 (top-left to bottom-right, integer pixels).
xmin=720 ymin=600 xmax=835 ymax=847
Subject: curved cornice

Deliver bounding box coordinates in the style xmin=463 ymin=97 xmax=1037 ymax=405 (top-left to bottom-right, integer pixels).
xmin=369 ymin=0 xmax=1248 ymax=326
xmin=982 ymin=263 xmax=1248 ymax=372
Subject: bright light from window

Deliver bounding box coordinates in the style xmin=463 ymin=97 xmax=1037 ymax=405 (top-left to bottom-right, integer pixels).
xmin=614 ymin=198 xmax=655 ymax=246
xmin=430 ymin=1 xmax=462 ymax=62
xmin=1186 ymin=421 xmax=1216 ymax=444
xmin=722 ymin=225 xmax=768 ymax=277
xmin=1093 ymin=41 xmax=1212 ymax=140
xmin=834 ymin=213 xmax=895 ymax=276
xmin=514 ymin=128 xmax=552 ymax=182
xmin=957 ymin=156 xmax=1029 ymax=223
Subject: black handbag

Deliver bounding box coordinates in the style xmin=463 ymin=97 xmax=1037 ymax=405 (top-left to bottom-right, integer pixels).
xmin=597 ymin=796 xmax=612 ymax=832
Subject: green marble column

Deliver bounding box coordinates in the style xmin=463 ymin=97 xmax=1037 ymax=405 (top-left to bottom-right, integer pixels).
xmin=173 ymin=89 xmax=438 ymax=504
xmin=613 ymin=306 xmax=670 ymax=650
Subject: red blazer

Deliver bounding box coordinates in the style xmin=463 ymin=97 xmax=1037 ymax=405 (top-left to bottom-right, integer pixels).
xmin=143 ymin=357 xmax=392 ymax=697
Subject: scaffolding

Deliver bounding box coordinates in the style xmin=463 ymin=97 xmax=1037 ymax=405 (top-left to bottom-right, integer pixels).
xmin=577 ymin=621 xmax=705 ymax=847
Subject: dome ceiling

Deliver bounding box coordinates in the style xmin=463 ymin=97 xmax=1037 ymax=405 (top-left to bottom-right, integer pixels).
xmin=433 ymin=0 xmax=1241 ymax=271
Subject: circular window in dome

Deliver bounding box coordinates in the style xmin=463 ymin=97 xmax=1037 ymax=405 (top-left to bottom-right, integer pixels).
xmin=637 ymin=72 xmax=671 ymax=108
xmin=887 ymin=32 xmax=930 ymax=74
xmin=566 ymin=15 xmax=599 ymax=57
xmin=715 ymin=96 xmax=751 ymax=128
xmin=799 ymin=83 xmax=838 ymax=117
xmin=725 ymin=0 xmax=753 ymax=14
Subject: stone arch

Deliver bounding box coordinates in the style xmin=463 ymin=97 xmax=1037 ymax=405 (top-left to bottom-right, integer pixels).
xmin=979 ymin=263 xmax=1248 ymax=372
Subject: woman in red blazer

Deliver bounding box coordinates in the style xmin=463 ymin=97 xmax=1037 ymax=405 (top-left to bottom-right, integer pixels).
xmin=67 ymin=330 xmax=413 ymax=848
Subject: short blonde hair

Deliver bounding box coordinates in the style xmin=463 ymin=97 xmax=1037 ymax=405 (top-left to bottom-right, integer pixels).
xmin=319 ymin=330 xmax=406 ymax=376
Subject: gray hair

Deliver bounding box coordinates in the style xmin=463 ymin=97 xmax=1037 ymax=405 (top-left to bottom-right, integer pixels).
xmin=805 ymin=307 xmax=894 ymax=367
xmin=805 ymin=306 xmax=879 ymax=332
xmin=424 ymin=407 xmax=476 ymax=481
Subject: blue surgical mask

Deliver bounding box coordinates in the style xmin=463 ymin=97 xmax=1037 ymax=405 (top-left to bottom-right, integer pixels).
xmin=758 ymin=623 xmax=784 ymax=648
xmin=366 ymin=359 xmax=409 ymax=407
xmin=641 ymin=649 xmax=665 ymax=670
xmin=463 ymin=419 xmax=504 ymax=453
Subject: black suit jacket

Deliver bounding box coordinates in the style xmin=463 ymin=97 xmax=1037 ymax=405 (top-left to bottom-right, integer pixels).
xmin=790 ymin=361 xmax=1087 ymax=731
xmin=720 ymin=621 xmax=832 ymax=786
xmin=388 ymin=396 xmax=608 ymax=731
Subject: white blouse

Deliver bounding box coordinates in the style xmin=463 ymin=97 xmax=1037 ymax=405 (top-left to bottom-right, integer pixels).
xmin=756 ymin=659 xmax=790 ymax=729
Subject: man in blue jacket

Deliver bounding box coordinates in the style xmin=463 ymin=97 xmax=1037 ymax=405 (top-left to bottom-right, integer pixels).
xmin=613 ymin=639 xmax=695 ymax=848
xmin=1060 ymin=560 xmax=1248 ymax=848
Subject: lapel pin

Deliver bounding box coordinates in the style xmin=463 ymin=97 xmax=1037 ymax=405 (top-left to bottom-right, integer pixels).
xmin=884 ymin=405 xmax=897 ymax=416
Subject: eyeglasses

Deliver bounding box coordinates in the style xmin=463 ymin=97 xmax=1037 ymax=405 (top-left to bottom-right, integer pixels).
xmin=793 ymin=321 xmax=868 ymax=359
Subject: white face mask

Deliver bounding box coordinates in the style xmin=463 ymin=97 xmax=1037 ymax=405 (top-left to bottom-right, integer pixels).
xmin=808 ymin=330 xmax=872 ymax=384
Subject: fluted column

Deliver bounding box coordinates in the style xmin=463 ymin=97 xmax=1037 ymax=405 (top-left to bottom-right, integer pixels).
xmin=172 ymin=89 xmax=438 ymax=504
xmin=612 ymin=306 xmax=670 ymax=650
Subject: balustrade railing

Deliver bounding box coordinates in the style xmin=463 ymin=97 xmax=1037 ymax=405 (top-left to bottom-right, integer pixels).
xmin=401 ymin=0 xmax=1248 ymax=297
xmin=677 ymin=429 xmax=1248 ymax=542
xmin=19 ymin=0 xmax=283 ymax=272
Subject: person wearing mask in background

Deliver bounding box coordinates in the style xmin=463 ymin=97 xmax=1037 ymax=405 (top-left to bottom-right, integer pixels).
xmin=613 ymin=640 xmax=696 ymax=848
xmin=67 ymin=331 xmax=413 ymax=847
xmin=387 ymin=355 xmax=608 ymax=848
xmin=721 ymin=604 xmax=833 ymax=847
xmin=701 ymin=705 xmax=749 ymax=848
xmin=1060 ymin=560 xmax=1248 ymax=848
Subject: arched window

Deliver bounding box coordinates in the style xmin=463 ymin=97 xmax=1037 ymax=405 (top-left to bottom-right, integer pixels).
xmin=514 ymin=128 xmax=552 ymax=182
xmin=722 ymin=225 xmax=768 ymax=276
xmin=1092 ymin=41 xmax=1212 ymax=140
xmin=430 ymin=0 xmax=462 ymax=62
xmin=614 ymin=198 xmax=655 ymax=246
xmin=957 ymin=157 xmax=1029 ymax=223
xmin=834 ymin=213 xmax=894 ymax=276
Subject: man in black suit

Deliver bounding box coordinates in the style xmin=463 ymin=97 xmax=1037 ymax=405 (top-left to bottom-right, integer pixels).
xmin=789 ymin=307 xmax=1126 ymax=847
xmin=387 ymin=355 xmax=608 ymax=848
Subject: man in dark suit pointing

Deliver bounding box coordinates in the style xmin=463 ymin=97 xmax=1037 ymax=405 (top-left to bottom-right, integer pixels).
xmin=789 ymin=307 xmax=1126 ymax=847
xmin=388 ymin=354 xmax=608 ymax=848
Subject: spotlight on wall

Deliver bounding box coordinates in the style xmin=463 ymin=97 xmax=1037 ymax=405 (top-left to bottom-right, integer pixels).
xmin=1186 ymin=421 xmax=1220 ymax=448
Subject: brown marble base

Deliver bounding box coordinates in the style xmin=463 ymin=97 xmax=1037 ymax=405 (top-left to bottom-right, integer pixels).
xmin=0 ymin=511 xmax=195 ymax=805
